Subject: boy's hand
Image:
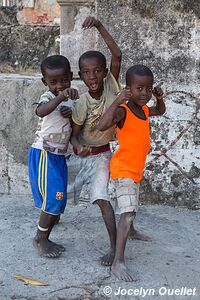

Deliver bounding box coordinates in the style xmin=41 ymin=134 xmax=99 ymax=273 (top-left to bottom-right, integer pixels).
xmin=77 ymin=144 xmax=92 ymax=157
xmin=116 ymin=88 xmax=132 ymax=105
xmin=153 ymin=84 xmax=164 ymax=100
xmin=60 ymin=88 xmax=79 ymax=101
xmin=82 ymin=16 xmax=101 ymax=29
xmin=60 ymin=107 xmax=72 ymax=118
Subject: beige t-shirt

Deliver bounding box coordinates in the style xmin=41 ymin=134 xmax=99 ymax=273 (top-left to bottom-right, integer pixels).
xmin=72 ymin=72 xmax=120 ymax=146
xmin=32 ymin=91 xmax=74 ymax=154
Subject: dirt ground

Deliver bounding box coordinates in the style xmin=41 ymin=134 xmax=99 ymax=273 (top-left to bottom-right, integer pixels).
xmin=0 ymin=195 xmax=199 ymax=300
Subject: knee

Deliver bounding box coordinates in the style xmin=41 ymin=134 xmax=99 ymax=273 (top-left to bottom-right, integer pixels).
xmin=95 ymin=199 xmax=110 ymax=208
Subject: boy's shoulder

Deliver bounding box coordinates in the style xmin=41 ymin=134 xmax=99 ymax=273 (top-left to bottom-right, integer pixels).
xmin=143 ymin=105 xmax=150 ymax=118
xmin=39 ymin=91 xmax=55 ymax=104
xmin=104 ymin=71 xmax=120 ymax=92
xmin=72 ymin=92 xmax=89 ymax=117
xmin=75 ymin=91 xmax=90 ymax=106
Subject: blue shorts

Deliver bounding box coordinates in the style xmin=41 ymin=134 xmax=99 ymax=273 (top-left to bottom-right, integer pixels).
xmin=28 ymin=147 xmax=68 ymax=215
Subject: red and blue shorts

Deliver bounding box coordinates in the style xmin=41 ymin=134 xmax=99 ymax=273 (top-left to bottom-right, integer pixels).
xmin=28 ymin=147 xmax=67 ymax=215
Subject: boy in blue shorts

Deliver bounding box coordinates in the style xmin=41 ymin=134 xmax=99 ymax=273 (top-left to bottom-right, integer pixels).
xmin=28 ymin=55 xmax=78 ymax=258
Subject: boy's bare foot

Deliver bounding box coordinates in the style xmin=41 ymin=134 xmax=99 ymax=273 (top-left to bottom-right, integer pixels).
xmin=33 ymin=237 xmax=62 ymax=258
xmin=48 ymin=240 xmax=66 ymax=252
xmin=128 ymin=227 xmax=152 ymax=241
xmin=111 ymin=261 xmax=135 ymax=282
xmin=101 ymin=249 xmax=115 ymax=266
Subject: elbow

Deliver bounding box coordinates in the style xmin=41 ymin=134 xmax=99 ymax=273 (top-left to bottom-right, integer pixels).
xmin=157 ymin=105 xmax=166 ymax=115
xmin=118 ymin=50 xmax=122 ymax=59
xmin=113 ymin=49 xmax=122 ymax=63
xmin=116 ymin=50 xmax=122 ymax=61
xmin=36 ymin=112 xmax=45 ymax=118
xmin=36 ymin=108 xmax=44 ymax=118
xmin=160 ymin=106 xmax=166 ymax=115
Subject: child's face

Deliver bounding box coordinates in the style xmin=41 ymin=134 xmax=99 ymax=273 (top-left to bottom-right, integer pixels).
xmin=42 ymin=67 xmax=72 ymax=96
xmin=79 ymin=57 xmax=108 ymax=95
xmin=128 ymin=74 xmax=153 ymax=106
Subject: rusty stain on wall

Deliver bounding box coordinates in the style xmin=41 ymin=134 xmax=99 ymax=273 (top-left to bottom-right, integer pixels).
xmin=17 ymin=0 xmax=60 ymax=25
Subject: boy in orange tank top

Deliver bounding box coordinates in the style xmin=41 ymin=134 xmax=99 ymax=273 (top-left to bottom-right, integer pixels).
xmin=97 ymin=65 xmax=166 ymax=281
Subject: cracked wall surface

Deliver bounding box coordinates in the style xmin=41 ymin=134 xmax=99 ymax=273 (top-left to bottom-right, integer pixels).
xmin=0 ymin=6 xmax=60 ymax=73
xmin=0 ymin=0 xmax=199 ymax=209
xmin=0 ymin=75 xmax=87 ymax=195
xmin=95 ymin=0 xmax=200 ymax=209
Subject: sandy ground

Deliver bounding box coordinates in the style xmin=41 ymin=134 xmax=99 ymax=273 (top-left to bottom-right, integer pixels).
xmin=0 ymin=195 xmax=199 ymax=300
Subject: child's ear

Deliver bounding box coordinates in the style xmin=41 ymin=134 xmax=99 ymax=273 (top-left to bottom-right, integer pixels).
xmin=41 ymin=78 xmax=47 ymax=86
xmin=104 ymin=68 xmax=108 ymax=77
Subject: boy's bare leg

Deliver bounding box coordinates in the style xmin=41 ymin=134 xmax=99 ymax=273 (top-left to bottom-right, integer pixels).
xmin=95 ymin=200 xmax=117 ymax=266
xmin=33 ymin=211 xmax=63 ymax=258
xmin=46 ymin=214 xmax=65 ymax=252
xmin=54 ymin=214 xmax=61 ymax=225
xmin=128 ymin=222 xmax=152 ymax=241
xmin=111 ymin=212 xmax=135 ymax=282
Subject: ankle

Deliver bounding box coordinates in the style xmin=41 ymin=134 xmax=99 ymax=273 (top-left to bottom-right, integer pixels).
xmin=113 ymin=257 xmax=125 ymax=265
xmin=34 ymin=232 xmax=48 ymax=241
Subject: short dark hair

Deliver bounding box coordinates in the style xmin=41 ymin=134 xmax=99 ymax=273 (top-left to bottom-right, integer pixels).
xmin=41 ymin=55 xmax=71 ymax=76
xmin=126 ymin=64 xmax=153 ymax=85
xmin=79 ymin=51 xmax=106 ymax=69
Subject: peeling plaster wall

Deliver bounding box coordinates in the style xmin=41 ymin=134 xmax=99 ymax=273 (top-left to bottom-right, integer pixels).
xmin=0 ymin=0 xmax=199 ymax=209
xmin=96 ymin=0 xmax=200 ymax=209
xmin=0 ymin=75 xmax=43 ymax=194
xmin=17 ymin=0 xmax=60 ymax=25
xmin=0 ymin=6 xmax=60 ymax=73
xmin=96 ymin=0 xmax=200 ymax=85
xmin=142 ymin=90 xmax=200 ymax=209
xmin=59 ymin=5 xmax=96 ymax=77
xmin=0 ymin=75 xmax=87 ymax=195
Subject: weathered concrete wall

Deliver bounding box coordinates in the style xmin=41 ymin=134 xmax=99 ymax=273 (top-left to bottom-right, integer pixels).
xmin=142 ymin=90 xmax=200 ymax=209
xmin=0 ymin=75 xmax=87 ymax=194
xmin=17 ymin=0 xmax=60 ymax=25
xmin=95 ymin=0 xmax=200 ymax=209
xmin=0 ymin=0 xmax=199 ymax=209
xmin=0 ymin=75 xmax=44 ymax=194
xmin=1 ymin=78 xmax=198 ymax=208
xmin=58 ymin=0 xmax=95 ymax=76
xmin=0 ymin=7 xmax=60 ymax=73
xmin=96 ymin=0 xmax=200 ymax=85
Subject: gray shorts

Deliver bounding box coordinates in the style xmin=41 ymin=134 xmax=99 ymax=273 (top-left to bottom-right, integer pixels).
xmin=113 ymin=178 xmax=139 ymax=214
xmin=70 ymin=151 xmax=112 ymax=205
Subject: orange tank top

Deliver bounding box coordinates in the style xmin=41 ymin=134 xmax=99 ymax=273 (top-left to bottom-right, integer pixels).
xmin=110 ymin=103 xmax=150 ymax=183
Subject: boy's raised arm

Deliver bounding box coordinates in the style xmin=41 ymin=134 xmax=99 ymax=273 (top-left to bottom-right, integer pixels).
xmin=36 ymin=88 xmax=78 ymax=118
xmin=97 ymin=89 xmax=131 ymax=131
xmin=149 ymin=85 xmax=166 ymax=116
xmin=82 ymin=16 xmax=122 ymax=81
